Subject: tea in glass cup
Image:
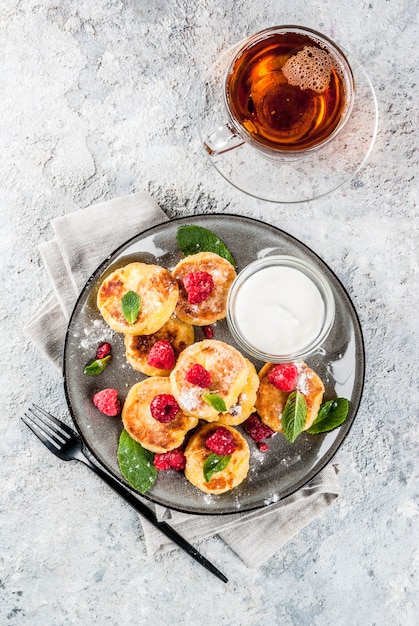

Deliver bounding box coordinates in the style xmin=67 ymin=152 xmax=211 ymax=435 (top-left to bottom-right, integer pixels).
xmin=205 ymin=26 xmax=355 ymax=157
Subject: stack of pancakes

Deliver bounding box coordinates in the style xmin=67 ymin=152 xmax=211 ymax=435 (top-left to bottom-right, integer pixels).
xmin=97 ymin=251 xmax=237 ymax=373
xmin=96 ymin=252 xmax=325 ymax=495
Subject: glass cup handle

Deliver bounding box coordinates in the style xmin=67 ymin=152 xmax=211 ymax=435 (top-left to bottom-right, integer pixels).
xmin=204 ymin=123 xmax=245 ymax=156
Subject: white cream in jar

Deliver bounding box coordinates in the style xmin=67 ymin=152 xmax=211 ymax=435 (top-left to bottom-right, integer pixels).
xmin=227 ymin=256 xmax=334 ymax=360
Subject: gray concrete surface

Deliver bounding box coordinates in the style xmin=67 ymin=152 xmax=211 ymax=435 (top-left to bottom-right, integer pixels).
xmin=1 ymin=0 xmax=417 ymax=624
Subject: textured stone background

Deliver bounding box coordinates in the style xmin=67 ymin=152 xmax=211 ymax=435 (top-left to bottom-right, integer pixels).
xmin=1 ymin=0 xmax=417 ymax=624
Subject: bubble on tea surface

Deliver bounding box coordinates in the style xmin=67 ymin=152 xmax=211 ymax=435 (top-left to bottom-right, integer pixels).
xmin=282 ymin=46 xmax=334 ymax=93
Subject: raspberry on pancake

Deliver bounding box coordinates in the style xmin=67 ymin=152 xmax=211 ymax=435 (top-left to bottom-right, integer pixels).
xmin=184 ymin=422 xmax=250 ymax=494
xmin=170 ymin=340 xmax=248 ymax=421
xmin=172 ymin=252 xmax=236 ymax=326
xmin=124 ymin=316 xmax=194 ymax=376
xmin=122 ymin=377 xmax=198 ymax=453
xmin=255 ymin=361 xmax=324 ymax=433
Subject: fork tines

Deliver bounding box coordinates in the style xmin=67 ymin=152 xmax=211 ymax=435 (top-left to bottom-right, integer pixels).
xmin=22 ymin=404 xmax=72 ymax=449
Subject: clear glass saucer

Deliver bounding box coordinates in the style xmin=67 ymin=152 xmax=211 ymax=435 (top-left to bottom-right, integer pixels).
xmin=197 ymin=43 xmax=378 ymax=203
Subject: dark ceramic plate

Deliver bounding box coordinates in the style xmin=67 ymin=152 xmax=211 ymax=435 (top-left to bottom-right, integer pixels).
xmin=63 ymin=214 xmax=364 ymax=515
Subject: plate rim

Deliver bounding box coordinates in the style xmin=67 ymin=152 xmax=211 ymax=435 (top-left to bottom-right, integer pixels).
xmin=63 ymin=212 xmax=365 ymax=515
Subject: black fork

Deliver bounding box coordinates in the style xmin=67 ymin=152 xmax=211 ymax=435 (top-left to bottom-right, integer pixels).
xmin=22 ymin=404 xmax=228 ymax=583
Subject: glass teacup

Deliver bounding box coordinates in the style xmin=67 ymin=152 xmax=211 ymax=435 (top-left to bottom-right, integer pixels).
xmin=204 ymin=25 xmax=355 ymax=158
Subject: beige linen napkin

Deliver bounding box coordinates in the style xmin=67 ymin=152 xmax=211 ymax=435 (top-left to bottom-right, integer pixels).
xmin=24 ymin=191 xmax=340 ymax=568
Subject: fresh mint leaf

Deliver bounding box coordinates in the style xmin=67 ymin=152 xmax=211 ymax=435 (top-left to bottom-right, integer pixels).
xmin=121 ymin=290 xmax=141 ymax=324
xmin=282 ymin=391 xmax=307 ymax=443
xmin=117 ymin=429 xmax=157 ymax=494
xmin=177 ymin=225 xmax=236 ymax=268
xmin=83 ymin=355 xmax=111 ymax=376
xmin=203 ymin=453 xmax=231 ymax=482
xmin=202 ymin=393 xmax=227 ymax=412
xmin=306 ymin=398 xmax=350 ymax=434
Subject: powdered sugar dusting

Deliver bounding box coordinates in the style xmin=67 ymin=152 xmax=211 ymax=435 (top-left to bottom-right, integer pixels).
xmin=178 ymin=386 xmax=202 ymax=412
xmin=264 ymin=493 xmax=280 ymax=505
xmin=228 ymin=403 xmax=242 ymax=416
xmin=296 ymin=362 xmax=311 ymax=395
xmin=80 ymin=319 xmax=115 ymax=350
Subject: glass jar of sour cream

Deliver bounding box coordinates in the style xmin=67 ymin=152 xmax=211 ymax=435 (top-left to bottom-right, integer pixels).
xmin=227 ymin=256 xmax=335 ymax=362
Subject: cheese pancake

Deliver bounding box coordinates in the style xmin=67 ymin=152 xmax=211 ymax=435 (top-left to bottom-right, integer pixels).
xmin=255 ymin=362 xmax=324 ymax=433
xmin=124 ymin=317 xmax=194 ymax=376
xmin=218 ymin=359 xmax=260 ymax=426
xmin=97 ymin=262 xmax=179 ymax=335
xmin=172 ymin=251 xmax=236 ymax=326
xmin=170 ymin=339 xmax=248 ymax=421
xmin=184 ymin=423 xmax=250 ymax=494
xmin=122 ymin=377 xmax=198 ymax=453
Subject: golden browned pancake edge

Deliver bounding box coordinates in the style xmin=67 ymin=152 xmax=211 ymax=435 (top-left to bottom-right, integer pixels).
xmin=217 ymin=359 xmax=260 ymax=426
xmin=97 ymin=262 xmax=179 ymax=335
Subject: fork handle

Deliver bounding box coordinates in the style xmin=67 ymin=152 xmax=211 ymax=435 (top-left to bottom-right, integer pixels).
xmin=79 ymin=455 xmax=228 ymax=583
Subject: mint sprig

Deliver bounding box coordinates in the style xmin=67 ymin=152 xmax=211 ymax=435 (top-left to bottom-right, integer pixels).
xmin=83 ymin=355 xmax=111 ymax=376
xmin=203 ymin=453 xmax=231 ymax=482
xmin=202 ymin=393 xmax=227 ymax=412
xmin=282 ymin=391 xmax=307 ymax=443
xmin=177 ymin=225 xmax=236 ymax=268
xmin=117 ymin=429 xmax=157 ymax=494
xmin=121 ymin=290 xmax=141 ymax=324
xmin=306 ymin=398 xmax=350 ymax=434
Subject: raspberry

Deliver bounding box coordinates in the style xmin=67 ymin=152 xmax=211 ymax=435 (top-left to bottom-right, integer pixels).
xmin=183 ymin=271 xmax=214 ymax=304
xmin=147 ymin=340 xmax=175 ymax=370
xmin=185 ymin=363 xmax=211 ymax=388
xmin=202 ymin=325 xmax=214 ymax=339
xmin=154 ymin=447 xmax=186 ymax=471
xmin=96 ymin=342 xmax=112 ymax=359
xmin=150 ymin=394 xmax=180 ymax=423
xmin=267 ymin=363 xmax=299 ymax=392
xmin=258 ymin=442 xmax=270 ymax=452
xmin=93 ymin=388 xmax=121 ymax=416
xmin=243 ymin=413 xmax=275 ymax=442
xmin=205 ymin=426 xmax=236 ymax=455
